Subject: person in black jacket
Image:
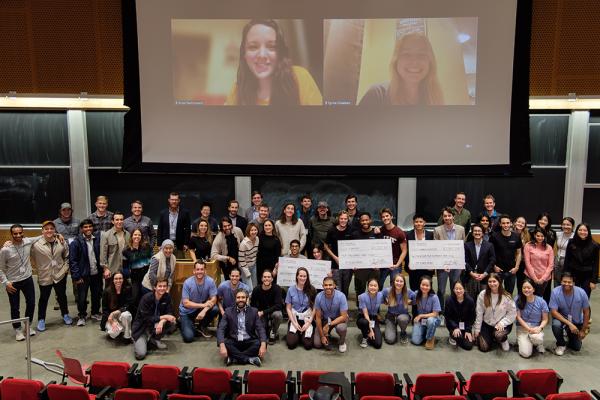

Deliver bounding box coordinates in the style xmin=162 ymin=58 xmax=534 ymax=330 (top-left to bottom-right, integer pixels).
xmin=464 ymin=224 xmax=496 ymax=299
xmin=250 ymin=269 xmax=283 ymax=345
xmin=101 ymin=272 xmax=133 ymax=340
xmin=156 ymin=192 xmax=191 ymax=258
xmin=404 ymin=214 xmax=434 ymax=292
xmin=217 ymin=288 xmax=267 ymax=367
xmin=444 ymin=281 xmax=476 ymax=350
xmin=132 ymin=278 xmax=176 ymax=360
xmin=69 ymin=219 xmax=103 ymax=326
xmin=564 ymin=223 xmax=600 ymax=298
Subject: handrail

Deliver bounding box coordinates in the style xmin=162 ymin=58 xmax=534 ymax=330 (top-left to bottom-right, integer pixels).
xmin=0 ymin=317 xmax=32 ymax=379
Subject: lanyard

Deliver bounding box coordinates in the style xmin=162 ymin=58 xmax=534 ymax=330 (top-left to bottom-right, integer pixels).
xmin=323 ymin=294 xmax=336 ymax=316
xmin=14 ymin=244 xmax=27 ymax=269
xmin=522 ymin=298 xmax=537 ymax=322
xmin=367 ymin=293 xmax=379 ymax=315
xmin=295 ymin=286 xmax=307 ymax=311
xmin=560 ymin=291 xmax=576 ymax=317
xmin=419 ymin=295 xmax=432 ymax=314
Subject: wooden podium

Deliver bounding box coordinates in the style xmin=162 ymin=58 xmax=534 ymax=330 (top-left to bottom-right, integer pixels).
xmin=170 ymin=259 xmax=222 ymax=316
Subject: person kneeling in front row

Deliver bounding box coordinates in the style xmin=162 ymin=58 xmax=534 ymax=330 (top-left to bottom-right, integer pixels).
xmin=101 ymin=272 xmax=133 ymax=340
xmin=411 ymin=275 xmax=442 ymax=349
xmin=217 ymin=288 xmax=267 ymax=367
xmin=314 ymin=277 xmax=349 ymax=352
xmin=132 ymin=277 xmax=176 ymax=360
xmin=179 ymin=261 xmax=219 ymax=342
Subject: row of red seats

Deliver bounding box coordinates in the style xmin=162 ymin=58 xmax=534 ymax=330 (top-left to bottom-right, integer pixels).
xmin=0 ymin=368 xmax=594 ymax=400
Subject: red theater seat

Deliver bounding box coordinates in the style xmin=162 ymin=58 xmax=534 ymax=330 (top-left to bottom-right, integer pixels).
xmin=88 ymin=361 xmax=136 ymax=391
xmin=115 ymin=388 xmax=161 ymax=400
xmin=352 ymin=372 xmax=403 ymax=399
xmin=0 ymin=378 xmax=46 ymax=400
xmin=457 ymin=371 xmax=510 ymax=399
xmin=190 ymin=368 xmax=240 ymax=397
xmin=237 ymin=394 xmax=281 ymax=400
xmin=546 ymin=392 xmax=592 ymax=400
xmin=138 ymin=364 xmax=187 ymax=393
xmin=243 ymin=370 xmax=294 ymax=398
xmin=47 ymin=383 xmax=96 ymax=400
xmin=508 ymin=369 xmax=563 ymax=397
xmin=404 ymin=373 xmax=456 ymax=400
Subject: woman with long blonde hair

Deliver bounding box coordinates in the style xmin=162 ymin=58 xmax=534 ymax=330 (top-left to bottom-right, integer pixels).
xmin=359 ymin=32 xmax=444 ymax=105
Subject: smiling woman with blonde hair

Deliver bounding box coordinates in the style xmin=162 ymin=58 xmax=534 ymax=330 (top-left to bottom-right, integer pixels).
xmin=359 ymin=32 xmax=444 ymax=105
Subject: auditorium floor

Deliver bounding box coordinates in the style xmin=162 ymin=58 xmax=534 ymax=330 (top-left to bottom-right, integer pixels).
xmin=1 ymin=279 xmax=598 ymax=392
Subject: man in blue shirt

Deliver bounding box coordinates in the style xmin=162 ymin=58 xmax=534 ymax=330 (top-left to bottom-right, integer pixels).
xmin=314 ymin=277 xmax=349 ymax=352
xmin=179 ymin=261 xmax=219 ymax=342
xmin=549 ymin=272 xmax=590 ymax=355
xmin=217 ymin=268 xmax=249 ymax=315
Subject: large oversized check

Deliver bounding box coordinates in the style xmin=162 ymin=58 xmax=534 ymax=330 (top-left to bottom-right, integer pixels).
xmin=277 ymin=257 xmax=331 ymax=289
xmin=338 ymin=239 xmax=393 ymax=269
xmin=408 ymin=240 xmax=465 ymax=270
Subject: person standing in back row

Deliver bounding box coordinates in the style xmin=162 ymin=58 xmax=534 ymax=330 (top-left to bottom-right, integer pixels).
xmin=434 ymin=207 xmax=465 ymax=314
xmin=489 ymin=215 xmax=522 ymax=295
xmin=437 ymin=192 xmax=471 ymax=235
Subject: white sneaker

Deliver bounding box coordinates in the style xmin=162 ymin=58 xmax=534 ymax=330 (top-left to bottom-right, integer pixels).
xmin=77 ymin=317 xmax=86 ymax=327
xmin=15 ymin=329 xmax=25 ymax=341
xmin=537 ymin=344 xmax=545 ymax=354
xmin=439 ymin=315 xmax=445 ymax=327
xmin=448 ymin=337 xmax=457 ymax=346
xmin=339 ymin=343 xmax=347 ymax=353
xmin=555 ymin=345 xmax=566 ymax=356
xmin=501 ymin=340 xmax=510 ymax=351
xmin=360 ymin=338 xmax=368 ymax=348
xmin=28 ymin=327 xmax=36 ymax=336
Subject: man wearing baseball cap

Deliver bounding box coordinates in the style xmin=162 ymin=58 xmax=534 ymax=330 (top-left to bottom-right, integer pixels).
xmin=309 ymin=201 xmax=335 ymax=255
xmin=53 ymin=202 xmax=80 ymax=241
xmin=30 ymin=220 xmax=72 ymax=331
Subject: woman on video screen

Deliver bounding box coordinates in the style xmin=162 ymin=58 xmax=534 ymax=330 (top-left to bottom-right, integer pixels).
xmin=359 ymin=33 xmax=444 ymax=106
xmin=225 ymin=19 xmax=322 ymax=106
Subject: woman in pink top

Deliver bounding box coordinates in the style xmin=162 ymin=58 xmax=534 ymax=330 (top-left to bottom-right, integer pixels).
xmin=523 ymin=227 xmax=554 ymax=301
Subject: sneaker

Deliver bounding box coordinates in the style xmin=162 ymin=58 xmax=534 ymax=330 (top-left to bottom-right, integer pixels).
xmin=360 ymin=338 xmax=368 ymax=348
xmin=439 ymin=315 xmax=445 ymax=327
xmin=425 ymin=338 xmax=435 ymax=350
xmin=77 ymin=317 xmax=86 ymax=327
xmin=197 ymin=326 xmax=212 ymax=338
xmin=448 ymin=337 xmax=457 ymax=346
xmin=63 ymin=315 xmax=73 ymax=325
xmin=28 ymin=327 xmax=36 ymax=336
xmin=91 ymin=314 xmax=102 ymax=321
xmin=269 ymin=330 xmax=276 ymax=340
xmin=338 ymin=343 xmax=347 ymax=353
xmin=554 ymin=345 xmax=566 ymax=356
xmin=37 ymin=319 xmax=46 ymax=332
xmin=151 ymin=338 xmax=167 ymax=350
xmin=248 ymin=357 xmax=262 ymax=367
xmin=399 ymin=332 xmax=409 ymax=345
xmin=225 ymin=357 xmax=233 ymax=366
xmin=537 ymin=344 xmax=545 ymax=354
xmin=501 ymin=340 xmax=510 ymax=351
xmin=15 ymin=329 xmax=25 ymax=341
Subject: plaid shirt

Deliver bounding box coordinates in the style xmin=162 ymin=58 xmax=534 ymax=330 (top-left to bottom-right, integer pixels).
xmin=88 ymin=211 xmax=114 ymax=233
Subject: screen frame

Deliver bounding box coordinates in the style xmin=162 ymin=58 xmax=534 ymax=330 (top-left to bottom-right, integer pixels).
xmin=122 ymin=0 xmax=532 ymax=176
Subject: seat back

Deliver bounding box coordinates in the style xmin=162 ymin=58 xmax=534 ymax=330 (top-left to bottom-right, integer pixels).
xmin=413 ymin=374 xmax=456 ymax=397
xmin=546 ymin=393 xmax=592 ymax=400
xmin=168 ymin=395 xmax=213 ymax=400
xmin=361 ymin=396 xmax=404 ymax=400
xmin=467 ymin=372 xmax=510 ymax=396
xmin=47 ymin=383 xmax=91 ymax=400
xmin=56 ymin=349 xmax=89 ymax=385
xmin=90 ymin=362 xmax=131 ymax=388
xmin=0 ymin=378 xmax=45 ymax=400
xmin=141 ymin=364 xmax=181 ymax=392
xmin=493 ymin=397 xmax=536 ymax=400
xmin=192 ymin=368 xmax=233 ymax=395
xmin=516 ymin=369 xmax=558 ymax=397
xmin=247 ymin=370 xmax=287 ymax=395
xmin=355 ymin=372 xmax=396 ymax=398
xmin=238 ymin=395 xmax=281 ymax=400
xmin=301 ymin=371 xmax=334 ymax=395
xmin=115 ymin=388 xmax=160 ymax=400
xmin=422 ymin=396 xmax=466 ymax=400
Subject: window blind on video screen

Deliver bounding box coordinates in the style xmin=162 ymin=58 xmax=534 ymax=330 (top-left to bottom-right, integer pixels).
xmin=135 ymin=0 xmax=518 ymax=166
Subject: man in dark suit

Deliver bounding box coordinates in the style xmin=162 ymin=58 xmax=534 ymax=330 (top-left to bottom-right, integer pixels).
xmin=405 ymin=214 xmax=435 ymax=292
xmin=464 ymin=223 xmax=496 ymax=298
xmin=226 ymin=200 xmax=248 ymax=233
xmin=157 ymin=192 xmax=191 ymax=258
xmin=217 ymin=288 xmax=267 ymax=367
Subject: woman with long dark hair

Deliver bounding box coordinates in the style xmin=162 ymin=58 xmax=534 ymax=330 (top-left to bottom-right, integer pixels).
xmin=444 ymin=281 xmax=476 ymax=351
xmin=357 ymin=278 xmax=384 ymax=349
xmin=515 ymin=278 xmax=549 ymax=358
xmin=225 ymin=19 xmax=322 ymax=105
xmin=533 ymin=212 xmax=557 ymax=247
xmin=523 ymin=227 xmax=554 ymax=301
xmin=473 ymin=273 xmax=516 ymax=352
xmin=275 ymin=202 xmax=307 ymax=256
xmin=554 ymin=217 xmax=575 ymax=285
xmin=101 ymin=272 xmax=133 ymax=340
xmin=256 ymin=219 xmax=282 ymax=280
xmin=564 ymin=223 xmax=600 ymax=298
xmin=410 ymin=275 xmax=441 ymax=349
xmin=285 ymin=267 xmax=317 ymax=349
xmin=122 ymin=228 xmax=151 ymax=309
xmin=188 ymin=220 xmax=213 ymax=263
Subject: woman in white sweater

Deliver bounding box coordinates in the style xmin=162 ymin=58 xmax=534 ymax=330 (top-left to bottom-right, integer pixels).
xmin=238 ymin=222 xmax=260 ymax=290
xmin=473 ymin=272 xmax=517 ymax=352
xmin=275 ymin=202 xmax=307 ymax=256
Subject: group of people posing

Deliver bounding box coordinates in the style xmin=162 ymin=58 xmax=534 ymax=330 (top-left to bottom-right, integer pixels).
xmin=1 ymin=191 xmax=598 ymax=364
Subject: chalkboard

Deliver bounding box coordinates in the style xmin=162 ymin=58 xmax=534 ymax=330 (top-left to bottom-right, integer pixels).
xmin=0 ymin=112 xmax=69 ymax=166
xmin=0 ymin=168 xmax=71 ymax=223
xmin=86 ymin=111 xmax=126 ymax=167
xmin=251 ymin=176 xmax=398 ymax=225
xmin=416 ymin=167 xmax=565 ymax=226
xmin=586 ymin=125 xmax=600 ymax=184
xmin=88 ymin=170 xmax=235 ymax=223
xmin=583 ymin=189 xmax=600 ymax=227
xmin=529 ymin=115 xmax=569 ymax=166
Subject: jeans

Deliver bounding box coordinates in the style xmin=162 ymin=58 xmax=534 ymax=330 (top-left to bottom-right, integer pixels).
xmin=551 ymin=319 xmax=582 ymax=351
xmin=313 ymin=321 xmax=347 ymax=348
xmin=378 ymin=268 xmax=400 ymax=290
xmin=7 ymin=276 xmax=36 ymax=329
xmin=38 ymin=275 xmax=69 ymax=321
xmin=224 ymin=338 xmax=260 ymax=364
xmin=384 ymin=314 xmax=411 ymax=344
xmin=262 ymin=310 xmax=283 ymax=336
xmin=516 ymin=326 xmax=544 ymax=358
xmin=332 ymin=269 xmax=352 ymax=298
xmin=76 ymin=274 xmax=102 ymax=318
xmin=436 ymin=269 xmax=462 ymax=311
xmin=411 ymin=316 xmax=441 ymax=345
xmin=356 ymin=316 xmax=382 ymax=349
xmin=180 ymin=306 xmax=219 ymax=343
xmin=134 ymin=322 xmax=176 ymax=360
xmin=501 ymin=272 xmax=517 ymax=295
